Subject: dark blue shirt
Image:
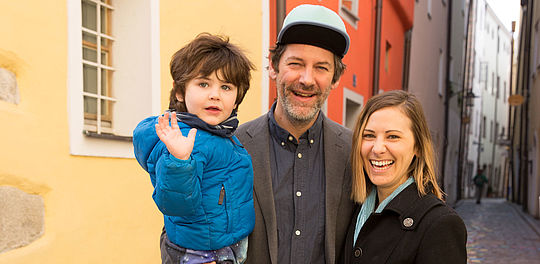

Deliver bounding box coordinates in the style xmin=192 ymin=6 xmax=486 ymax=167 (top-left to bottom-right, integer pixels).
xmin=268 ymin=103 xmax=326 ymax=264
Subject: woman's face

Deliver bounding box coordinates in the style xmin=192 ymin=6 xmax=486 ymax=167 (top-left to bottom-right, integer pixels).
xmin=360 ymin=106 xmax=417 ymax=198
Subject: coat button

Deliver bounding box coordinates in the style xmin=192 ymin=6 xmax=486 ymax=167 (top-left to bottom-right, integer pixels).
xmin=354 ymin=247 xmax=362 ymax=257
xmin=403 ymin=217 xmax=414 ymax=227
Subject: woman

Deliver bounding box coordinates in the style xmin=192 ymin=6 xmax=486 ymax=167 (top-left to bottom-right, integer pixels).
xmin=342 ymin=90 xmax=467 ymax=263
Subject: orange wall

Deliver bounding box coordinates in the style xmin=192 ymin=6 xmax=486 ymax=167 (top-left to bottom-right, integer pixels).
xmin=379 ymin=0 xmax=414 ymax=92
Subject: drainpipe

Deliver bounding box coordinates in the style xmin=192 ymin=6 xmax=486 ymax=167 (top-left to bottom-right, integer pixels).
xmin=457 ymin=0 xmax=476 ymax=201
xmin=506 ymin=22 xmax=515 ymax=200
xmin=518 ymin=0 xmax=533 ymax=210
xmin=372 ymin=0 xmax=383 ymax=95
xmin=521 ymin=0 xmax=533 ymax=212
xmin=441 ymin=0 xmax=452 ymax=197
xmin=276 ymin=0 xmax=286 ymax=35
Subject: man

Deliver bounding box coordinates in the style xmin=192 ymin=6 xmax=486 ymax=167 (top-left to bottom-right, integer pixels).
xmin=473 ymin=167 xmax=488 ymax=204
xmin=236 ymin=4 xmax=354 ymax=264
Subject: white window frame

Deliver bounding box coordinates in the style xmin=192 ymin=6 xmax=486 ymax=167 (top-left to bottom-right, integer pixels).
xmin=67 ymin=0 xmax=161 ymax=158
xmin=339 ymin=0 xmax=359 ymax=28
xmin=342 ymin=88 xmax=364 ymax=130
xmin=82 ymin=0 xmax=116 ymax=134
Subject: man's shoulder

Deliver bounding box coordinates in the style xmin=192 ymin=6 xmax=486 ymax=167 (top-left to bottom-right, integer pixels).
xmin=323 ymin=116 xmax=352 ymax=140
xmin=236 ymin=114 xmax=268 ymax=139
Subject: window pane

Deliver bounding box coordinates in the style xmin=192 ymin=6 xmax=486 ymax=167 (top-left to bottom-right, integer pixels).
xmin=84 ymin=96 xmax=97 ymax=115
xmin=83 ymin=47 xmax=97 ymax=62
xmin=101 ymin=68 xmax=109 ymax=96
xmin=101 ymin=99 xmax=110 ymax=116
xmin=83 ymin=32 xmax=97 ymax=46
xmin=342 ymin=0 xmax=353 ymax=11
xmin=82 ymin=0 xmax=97 ymax=31
xmin=101 ymin=38 xmax=110 ymax=49
xmin=101 ymin=51 xmax=109 ymax=65
xmin=83 ymin=65 xmax=98 ymax=94
xmin=101 ymin=6 xmax=110 ymax=34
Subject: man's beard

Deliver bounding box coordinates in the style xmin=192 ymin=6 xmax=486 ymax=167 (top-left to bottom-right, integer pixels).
xmin=277 ymin=82 xmax=331 ymax=125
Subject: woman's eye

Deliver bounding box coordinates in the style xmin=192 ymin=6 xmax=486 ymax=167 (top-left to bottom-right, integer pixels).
xmin=388 ymin=135 xmax=400 ymax=139
xmin=362 ymin=134 xmax=375 ymax=139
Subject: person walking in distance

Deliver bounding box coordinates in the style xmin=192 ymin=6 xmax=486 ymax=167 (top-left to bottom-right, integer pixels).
xmin=474 ymin=167 xmax=488 ymax=204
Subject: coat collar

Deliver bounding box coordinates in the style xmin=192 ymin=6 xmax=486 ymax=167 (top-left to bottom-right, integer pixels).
xmin=382 ymin=184 xmax=444 ymax=231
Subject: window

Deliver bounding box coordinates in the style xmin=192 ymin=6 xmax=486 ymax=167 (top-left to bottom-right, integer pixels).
xmin=427 ymin=0 xmax=432 ymax=19
xmin=68 ymin=0 xmax=161 ymax=157
xmin=482 ymin=116 xmax=486 ymax=139
xmin=385 ymin=41 xmax=391 ymax=73
xmin=438 ymin=49 xmax=444 ymax=96
xmin=343 ymin=88 xmax=364 ymax=130
xmin=490 ymin=120 xmax=493 ymax=142
xmin=82 ymin=0 xmax=115 ymax=133
xmin=496 ymin=76 xmax=500 ymax=98
xmin=339 ymin=0 xmax=359 ymax=27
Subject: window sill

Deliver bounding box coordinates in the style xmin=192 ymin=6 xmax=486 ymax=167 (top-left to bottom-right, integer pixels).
xmin=83 ymin=130 xmax=132 ymax=142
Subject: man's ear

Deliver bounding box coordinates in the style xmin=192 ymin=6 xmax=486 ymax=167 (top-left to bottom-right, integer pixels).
xmin=268 ymin=61 xmax=277 ymax=81
xmin=330 ymin=76 xmax=341 ymax=90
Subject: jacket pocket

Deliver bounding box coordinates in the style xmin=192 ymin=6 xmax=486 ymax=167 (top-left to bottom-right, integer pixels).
xmin=220 ymin=183 xmax=233 ymax=233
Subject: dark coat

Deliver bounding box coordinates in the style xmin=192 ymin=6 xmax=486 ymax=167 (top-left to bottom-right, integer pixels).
xmin=341 ymin=184 xmax=467 ymax=264
xmin=235 ymin=113 xmax=354 ymax=264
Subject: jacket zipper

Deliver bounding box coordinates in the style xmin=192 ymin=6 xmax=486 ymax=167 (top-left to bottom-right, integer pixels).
xmin=218 ymin=185 xmax=225 ymax=205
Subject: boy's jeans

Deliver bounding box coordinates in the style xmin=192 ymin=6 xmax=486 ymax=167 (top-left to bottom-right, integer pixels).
xmin=160 ymin=228 xmax=248 ymax=264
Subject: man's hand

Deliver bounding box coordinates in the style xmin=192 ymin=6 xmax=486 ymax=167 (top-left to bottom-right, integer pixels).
xmin=156 ymin=112 xmax=197 ymax=160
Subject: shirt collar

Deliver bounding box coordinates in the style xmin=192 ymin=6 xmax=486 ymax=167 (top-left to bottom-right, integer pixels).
xmin=267 ymin=101 xmax=324 ymax=145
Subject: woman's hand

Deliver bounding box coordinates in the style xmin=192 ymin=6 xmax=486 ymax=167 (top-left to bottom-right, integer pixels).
xmin=156 ymin=112 xmax=197 ymax=160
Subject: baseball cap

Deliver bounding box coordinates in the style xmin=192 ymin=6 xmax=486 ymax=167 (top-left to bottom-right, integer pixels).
xmin=277 ymin=4 xmax=350 ymax=58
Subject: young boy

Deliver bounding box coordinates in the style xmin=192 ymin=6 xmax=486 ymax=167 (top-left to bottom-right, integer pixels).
xmin=133 ymin=33 xmax=255 ymax=264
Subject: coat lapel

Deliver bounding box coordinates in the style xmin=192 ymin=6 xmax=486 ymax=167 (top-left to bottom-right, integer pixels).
xmin=323 ymin=118 xmax=347 ymax=264
xmin=243 ymin=116 xmax=279 ymax=264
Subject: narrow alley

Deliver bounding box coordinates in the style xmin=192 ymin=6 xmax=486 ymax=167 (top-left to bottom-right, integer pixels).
xmin=456 ymin=199 xmax=540 ymax=263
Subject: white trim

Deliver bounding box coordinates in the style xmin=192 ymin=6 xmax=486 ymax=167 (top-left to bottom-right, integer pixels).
xmin=342 ymin=88 xmax=364 ymax=129
xmin=68 ymin=0 xmax=160 ymax=158
xmin=261 ymin=0 xmax=270 ymax=114
xmin=150 ymin=0 xmax=161 ymax=115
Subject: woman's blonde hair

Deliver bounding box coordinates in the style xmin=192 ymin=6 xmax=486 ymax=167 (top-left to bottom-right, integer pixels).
xmin=350 ymin=90 xmax=443 ymax=203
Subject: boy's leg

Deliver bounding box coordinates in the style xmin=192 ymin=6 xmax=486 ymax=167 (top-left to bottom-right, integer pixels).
xmin=160 ymin=227 xmax=218 ymax=264
xmin=215 ymin=237 xmax=248 ymax=264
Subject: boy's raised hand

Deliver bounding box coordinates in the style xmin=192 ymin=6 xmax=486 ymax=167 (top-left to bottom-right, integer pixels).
xmin=155 ymin=112 xmax=197 ymax=160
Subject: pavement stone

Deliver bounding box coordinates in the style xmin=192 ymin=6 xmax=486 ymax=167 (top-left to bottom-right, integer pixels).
xmin=455 ymin=198 xmax=540 ymax=264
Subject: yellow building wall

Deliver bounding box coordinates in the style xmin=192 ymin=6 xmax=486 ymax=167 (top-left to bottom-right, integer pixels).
xmin=0 ymin=0 xmax=263 ymax=263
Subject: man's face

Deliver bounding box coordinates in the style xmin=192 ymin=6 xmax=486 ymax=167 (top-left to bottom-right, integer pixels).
xmin=270 ymin=44 xmax=340 ymax=124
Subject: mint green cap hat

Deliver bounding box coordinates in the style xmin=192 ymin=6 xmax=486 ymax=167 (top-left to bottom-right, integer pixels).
xmin=277 ymin=4 xmax=350 ymax=58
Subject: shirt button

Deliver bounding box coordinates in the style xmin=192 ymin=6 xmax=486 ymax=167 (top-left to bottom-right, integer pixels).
xmin=281 ymin=141 xmax=285 ymax=146
xmin=310 ymin=139 xmax=314 ymax=144
xmin=297 ymin=153 xmax=302 ymax=159
xmin=354 ymin=247 xmax=362 ymax=257
xmin=288 ymin=136 xmax=294 ymax=141
xmin=295 ymin=230 xmax=301 ymax=236
xmin=296 ymin=191 xmax=302 ymax=197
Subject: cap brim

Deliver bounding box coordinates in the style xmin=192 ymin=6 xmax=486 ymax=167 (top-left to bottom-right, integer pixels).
xmin=278 ymin=23 xmax=348 ymax=58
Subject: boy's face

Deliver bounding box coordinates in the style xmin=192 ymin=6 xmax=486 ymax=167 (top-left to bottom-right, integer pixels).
xmin=177 ymin=71 xmax=238 ymax=126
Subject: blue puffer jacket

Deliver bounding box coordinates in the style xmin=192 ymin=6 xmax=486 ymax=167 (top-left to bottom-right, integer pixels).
xmin=133 ymin=116 xmax=255 ymax=250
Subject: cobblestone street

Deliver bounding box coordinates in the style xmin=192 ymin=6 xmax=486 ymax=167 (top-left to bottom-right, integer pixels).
xmin=455 ymin=198 xmax=540 ymax=263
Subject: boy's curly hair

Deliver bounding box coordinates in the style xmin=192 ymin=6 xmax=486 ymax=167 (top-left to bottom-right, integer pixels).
xmin=169 ymin=33 xmax=255 ymax=112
